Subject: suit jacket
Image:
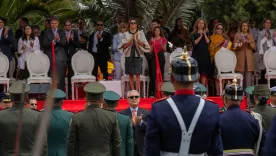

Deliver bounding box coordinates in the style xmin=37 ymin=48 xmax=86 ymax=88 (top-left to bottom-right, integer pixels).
xmin=42 ymin=29 xmax=68 ymax=63
xmin=88 ymin=30 xmax=112 ymax=60
xmin=47 ymin=106 xmax=73 ymax=156
xmin=0 ymin=107 xmax=48 ymax=156
xmin=63 ymin=30 xmax=80 ymax=60
xmin=114 ymin=110 xmax=134 ymax=156
xmin=252 ymin=104 xmax=276 ymax=132
xmin=0 ymin=28 xmax=15 ymax=61
xmin=144 ymin=94 xmax=222 ymax=156
xmin=120 ymin=107 xmax=149 ymax=155
xmin=15 ymin=28 xmax=24 ymax=41
xmin=67 ymin=104 xmax=121 ymax=156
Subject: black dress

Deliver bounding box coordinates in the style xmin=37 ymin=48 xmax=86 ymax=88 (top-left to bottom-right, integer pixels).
xmin=191 ymin=33 xmax=213 ymax=78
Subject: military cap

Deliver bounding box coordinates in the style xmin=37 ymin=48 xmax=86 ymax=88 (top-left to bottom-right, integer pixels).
xmin=0 ymin=92 xmax=11 ymax=102
xmin=224 ymin=77 xmax=243 ymax=100
xmin=8 ymin=80 xmax=30 ymax=94
xmin=270 ymin=86 xmax=276 ymax=96
xmin=253 ymin=84 xmax=270 ymax=96
xmin=194 ymin=82 xmax=207 ymax=95
xmin=47 ymin=89 xmax=66 ymax=103
xmin=245 ymin=86 xmax=254 ymax=95
xmin=170 ymin=46 xmax=199 ymax=82
xmin=103 ymin=91 xmax=120 ymax=106
xmin=84 ymin=82 xmax=106 ymax=100
xmin=161 ymin=82 xmax=175 ymax=96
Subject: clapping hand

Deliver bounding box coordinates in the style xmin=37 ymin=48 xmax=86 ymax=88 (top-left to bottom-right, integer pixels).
xmin=135 ymin=114 xmax=143 ymax=125
xmin=97 ymin=32 xmax=102 ymax=39
xmin=54 ymin=33 xmax=60 ymax=42
xmin=70 ymin=32 xmax=74 ymax=40
xmin=30 ymin=40 xmax=34 ymax=48
xmin=4 ymin=27 xmax=9 ymax=37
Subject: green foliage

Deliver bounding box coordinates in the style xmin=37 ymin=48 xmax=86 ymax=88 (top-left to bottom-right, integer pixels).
xmin=201 ymin=0 xmax=276 ymax=28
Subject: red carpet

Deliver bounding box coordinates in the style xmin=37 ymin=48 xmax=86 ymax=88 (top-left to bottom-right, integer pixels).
xmin=37 ymin=96 xmax=248 ymax=113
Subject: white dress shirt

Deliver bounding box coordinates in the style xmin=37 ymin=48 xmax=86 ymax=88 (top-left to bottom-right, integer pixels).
xmin=17 ymin=37 xmax=40 ymax=69
xmin=92 ymin=30 xmax=103 ymax=52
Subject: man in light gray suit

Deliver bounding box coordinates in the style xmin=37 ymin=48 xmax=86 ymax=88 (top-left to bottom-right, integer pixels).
xmin=255 ymin=18 xmax=276 ymax=84
xmin=42 ymin=17 xmax=67 ymax=91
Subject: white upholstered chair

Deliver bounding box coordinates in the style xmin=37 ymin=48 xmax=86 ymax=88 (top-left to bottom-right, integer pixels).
xmin=0 ymin=52 xmax=10 ymax=91
xmin=71 ymin=50 xmax=96 ymax=100
xmin=215 ymin=48 xmax=243 ymax=95
xmin=26 ymin=51 xmax=52 ymax=87
xmin=264 ymin=47 xmax=276 ymax=88
xmin=121 ymin=55 xmax=150 ymax=98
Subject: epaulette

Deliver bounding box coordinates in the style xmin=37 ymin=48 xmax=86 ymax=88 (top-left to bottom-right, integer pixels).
xmin=154 ymin=97 xmax=169 ymax=103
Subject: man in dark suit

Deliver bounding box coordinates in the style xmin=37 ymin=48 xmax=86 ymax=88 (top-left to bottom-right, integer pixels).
xmin=88 ymin=20 xmax=112 ymax=80
xmin=42 ymin=17 xmax=67 ymax=91
xmin=15 ymin=17 xmax=28 ymax=41
xmin=0 ymin=17 xmax=15 ymax=62
xmin=67 ymin=82 xmax=121 ymax=156
xmin=120 ymin=90 xmax=149 ymax=156
xmin=47 ymin=89 xmax=73 ymax=156
xmin=63 ymin=20 xmax=80 ymax=96
xmin=0 ymin=80 xmax=47 ymax=156
xmin=109 ymin=13 xmax=124 ymax=37
xmin=103 ymin=91 xmax=134 ymax=156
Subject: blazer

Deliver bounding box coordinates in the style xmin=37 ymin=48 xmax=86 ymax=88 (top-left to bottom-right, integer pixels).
xmin=42 ymin=29 xmax=68 ymax=63
xmin=63 ymin=30 xmax=80 ymax=60
xmin=88 ymin=30 xmax=112 ymax=60
xmin=0 ymin=28 xmax=15 ymax=61
xmin=67 ymin=104 xmax=121 ymax=156
xmin=0 ymin=107 xmax=48 ymax=156
xmin=47 ymin=106 xmax=73 ymax=156
xmin=120 ymin=107 xmax=149 ymax=155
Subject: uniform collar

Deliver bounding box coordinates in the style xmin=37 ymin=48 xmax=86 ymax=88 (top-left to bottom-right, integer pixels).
xmin=106 ymin=108 xmax=116 ymax=112
xmin=87 ymin=104 xmax=100 ymax=109
xmin=175 ymin=89 xmax=195 ymax=95
xmin=129 ymin=106 xmax=138 ymax=112
xmin=53 ymin=106 xmax=62 ymax=110
xmin=227 ymin=105 xmax=240 ymax=110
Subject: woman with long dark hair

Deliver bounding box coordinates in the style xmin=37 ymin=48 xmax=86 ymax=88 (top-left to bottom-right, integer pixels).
xmin=149 ymin=26 xmax=167 ymax=97
xmin=169 ymin=18 xmax=189 ymax=48
xmin=17 ymin=25 xmax=40 ymax=79
xmin=118 ymin=18 xmax=151 ymax=93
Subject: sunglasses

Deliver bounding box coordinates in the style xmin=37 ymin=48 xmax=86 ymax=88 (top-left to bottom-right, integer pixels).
xmin=128 ymin=96 xmax=140 ymax=99
xmin=97 ymin=24 xmax=103 ymax=26
xmin=30 ymin=103 xmax=37 ymax=106
xmin=130 ymin=22 xmax=137 ymax=25
xmin=216 ymin=27 xmax=223 ymax=30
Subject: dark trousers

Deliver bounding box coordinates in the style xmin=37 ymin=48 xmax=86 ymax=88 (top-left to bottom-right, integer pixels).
xmin=151 ymin=52 xmax=165 ymax=96
xmin=91 ymin=52 xmax=108 ymax=80
xmin=134 ymin=144 xmax=142 ymax=156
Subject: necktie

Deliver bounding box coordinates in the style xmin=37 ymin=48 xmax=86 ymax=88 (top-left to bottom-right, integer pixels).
xmin=267 ymin=29 xmax=271 ymax=40
xmin=132 ymin=109 xmax=137 ymax=126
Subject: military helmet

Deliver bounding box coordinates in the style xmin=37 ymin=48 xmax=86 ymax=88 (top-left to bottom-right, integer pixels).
xmin=224 ymin=76 xmax=243 ymax=100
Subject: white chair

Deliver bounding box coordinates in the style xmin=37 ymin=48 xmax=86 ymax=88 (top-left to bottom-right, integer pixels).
xmin=121 ymin=55 xmax=150 ymax=98
xmin=0 ymin=52 xmax=10 ymax=91
xmin=215 ymin=48 xmax=243 ymax=95
xmin=26 ymin=51 xmax=52 ymax=87
xmin=264 ymin=47 xmax=276 ymax=88
xmin=71 ymin=50 xmax=96 ymax=100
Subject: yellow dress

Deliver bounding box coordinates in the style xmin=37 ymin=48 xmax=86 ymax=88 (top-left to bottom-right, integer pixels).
xmin=209 ymin=34 xmax=232 ymax=62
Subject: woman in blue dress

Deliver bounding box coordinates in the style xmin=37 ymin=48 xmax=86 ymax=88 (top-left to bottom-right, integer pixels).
xmin=191 ymin=18 xmax=213 ymax=86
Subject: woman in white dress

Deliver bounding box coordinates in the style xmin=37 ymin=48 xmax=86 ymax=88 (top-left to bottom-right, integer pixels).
xmin=18 ymin=25 xmax=40 ymax=79
xmin=118 ymin=18 xmax=151 ymax=93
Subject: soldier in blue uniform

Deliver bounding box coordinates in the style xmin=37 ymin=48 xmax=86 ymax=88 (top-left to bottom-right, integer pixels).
xmin=220 ymin=78 xmax=266 ymax=155
xmin=265 ymin=115 xmax=276 ymax=155
xmin=47 ymin=89 xmax=73 ymax=156
xmin=0 ymin=92 xmax=12 ymax=110
xmin=145 ymin=49 xmax=223 ymax=156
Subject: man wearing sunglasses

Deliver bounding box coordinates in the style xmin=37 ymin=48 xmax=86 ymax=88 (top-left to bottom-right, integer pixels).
xmin=88 ymin=20 xmax=112 ymax=81
xmin=145 ymin=50 xmax=223 ymax=156
xmin=120 ymin=90 xmax=149 ymax=156
xmin=0 ymin=92 xmax=12 ymax=110
xmin=27 ymin=98 xmax=38 ymax=110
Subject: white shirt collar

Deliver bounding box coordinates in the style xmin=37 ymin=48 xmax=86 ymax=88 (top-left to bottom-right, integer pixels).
xmin=130 ymin=107 xmax=138 ymax=113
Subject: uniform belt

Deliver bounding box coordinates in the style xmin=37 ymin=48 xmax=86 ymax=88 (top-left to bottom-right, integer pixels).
xmin=160 ymin=151 xmax=205 ymax=156
xmin=223 ymin=149 xmax=254 ymax=155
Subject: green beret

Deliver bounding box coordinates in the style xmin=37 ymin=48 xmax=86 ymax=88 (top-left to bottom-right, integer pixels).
xmin=194 ymin=82 xmax=207 ymax=93
xmin=84 ymin=82 xmax=106 ymax=100
xmin=161 ymin=82 xmax=175 ymax=96
xmin=245 ymin=86 xmax=254 ymax=95
xmin=103 ymin=91 xmax=120 ymax=106
xmin=253 ymin=84 xmax=270 ymax=96
xmin=9 ymin=80 xmax=30 ymax=94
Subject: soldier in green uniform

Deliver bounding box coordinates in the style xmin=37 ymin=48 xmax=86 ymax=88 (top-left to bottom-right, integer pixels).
xmin=252 ymin=84 xmax=276 ymax=131
xmin=47 ymin=89 xmax=73 ymax=156
xmin=0 ymin=80 xmax=47 ymax=155
xmin=0 ymin=92 xmax=12 ymax=109
xmin=67 ymin=82 xmax=121 ymax=156
xmin=103 ymin=91 xmax=134 ymax=156
xmin=161 ymin=82 xmax=175 ymax=96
